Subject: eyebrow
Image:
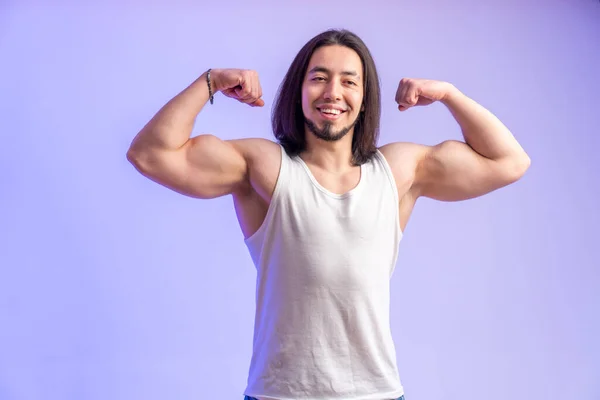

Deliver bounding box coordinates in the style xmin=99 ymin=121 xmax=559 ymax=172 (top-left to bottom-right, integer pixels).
xmin=308 ymin=66 xmax=360 ymax=79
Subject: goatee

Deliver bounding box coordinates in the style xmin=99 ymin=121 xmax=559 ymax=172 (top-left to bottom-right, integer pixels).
xmin=304 ymin=114 xmax=359 ymax=142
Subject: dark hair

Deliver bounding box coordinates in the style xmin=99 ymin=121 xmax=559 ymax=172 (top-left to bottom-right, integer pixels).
xmin=271 ymin=29 xmax=381 ymax=165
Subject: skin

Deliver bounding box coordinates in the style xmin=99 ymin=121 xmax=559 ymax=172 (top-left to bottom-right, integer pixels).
xmin=127 ymin=44 xmax=531 ymax=238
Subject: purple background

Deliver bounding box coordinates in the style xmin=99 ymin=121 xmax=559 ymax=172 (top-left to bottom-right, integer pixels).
xmin=1 ymin=1 xmax=599 ymax=399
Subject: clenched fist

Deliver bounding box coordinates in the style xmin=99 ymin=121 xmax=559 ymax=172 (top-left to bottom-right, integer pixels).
xmin=211 ymin=69 xmax=265 ymax=107
xmin=395 ymin=78 xmax=455 ymax=111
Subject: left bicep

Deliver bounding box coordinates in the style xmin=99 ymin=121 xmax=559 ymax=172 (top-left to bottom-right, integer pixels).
xmin=413 ymin=140 xmax=520 ymax=201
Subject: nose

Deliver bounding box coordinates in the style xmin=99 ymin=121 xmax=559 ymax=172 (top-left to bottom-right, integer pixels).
xmin=323 ymin=79 xmax=342 ymax=101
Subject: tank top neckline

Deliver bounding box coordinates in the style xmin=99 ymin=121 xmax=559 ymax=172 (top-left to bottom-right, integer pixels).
xmin=294 ymin=155 xmax=365 ymax=199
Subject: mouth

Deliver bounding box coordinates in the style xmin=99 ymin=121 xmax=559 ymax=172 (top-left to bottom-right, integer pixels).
xmin=316 ymin=107 xmax=347 ymax=121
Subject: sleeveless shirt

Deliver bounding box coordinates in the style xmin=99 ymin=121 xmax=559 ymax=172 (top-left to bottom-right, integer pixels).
xmin=244 ymin=146 xmax=405 ymax=400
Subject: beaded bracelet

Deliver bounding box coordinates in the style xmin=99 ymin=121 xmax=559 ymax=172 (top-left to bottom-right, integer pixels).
xmin=207 ymin=69 xmax=214 ymax=105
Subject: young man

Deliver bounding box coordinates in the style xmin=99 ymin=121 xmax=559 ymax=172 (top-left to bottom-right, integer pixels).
xmin=127 ymin=29 xmax=530 ymax=400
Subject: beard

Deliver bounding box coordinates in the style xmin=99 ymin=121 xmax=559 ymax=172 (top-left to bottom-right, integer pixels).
xmin=304 ymin=113 xmax=360 ymax=142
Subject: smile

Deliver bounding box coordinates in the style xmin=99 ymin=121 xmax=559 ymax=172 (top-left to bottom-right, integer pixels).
xmin=317 ymin=108 xmax=346 ymax=120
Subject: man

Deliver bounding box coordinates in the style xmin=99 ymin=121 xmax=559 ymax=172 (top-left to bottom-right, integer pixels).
xmin=127 ymin=29 xmax=530 ymax=400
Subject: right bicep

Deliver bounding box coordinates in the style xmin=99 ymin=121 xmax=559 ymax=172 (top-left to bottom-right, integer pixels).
xmin=132 ymin=134 xmax=248 ymax=199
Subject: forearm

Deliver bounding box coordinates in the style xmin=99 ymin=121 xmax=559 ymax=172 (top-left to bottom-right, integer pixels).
xmin=441 ymin=85 xmax=529 ymax=163
xmin=128 ymin=70 xmax=213 ymax=154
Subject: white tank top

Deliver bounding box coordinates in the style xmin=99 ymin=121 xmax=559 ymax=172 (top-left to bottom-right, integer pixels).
xmin=244 ymin=146 xmax=405 ymax=400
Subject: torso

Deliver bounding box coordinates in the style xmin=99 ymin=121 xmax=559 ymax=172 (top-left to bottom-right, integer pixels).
xmin=230 ymin=139 xmax=420 ymax=239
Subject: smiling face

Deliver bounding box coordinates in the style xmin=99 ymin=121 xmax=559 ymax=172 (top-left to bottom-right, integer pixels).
xmin=301 ymin=45 xmax=365 ymax=142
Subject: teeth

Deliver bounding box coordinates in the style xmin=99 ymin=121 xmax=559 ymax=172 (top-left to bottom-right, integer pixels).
xmin=321 ymin=108 xmax=341 ymax=115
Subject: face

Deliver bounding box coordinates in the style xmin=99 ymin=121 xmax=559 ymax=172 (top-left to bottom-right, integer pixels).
xmin=301 ymin=45 xmax=364 ymax=142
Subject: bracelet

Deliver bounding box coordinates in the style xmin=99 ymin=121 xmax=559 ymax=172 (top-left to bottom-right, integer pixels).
xmin=207 ymin=69 xmax=214 ymax=105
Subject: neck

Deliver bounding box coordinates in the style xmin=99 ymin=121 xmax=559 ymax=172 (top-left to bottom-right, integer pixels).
xmin=301 ymin=129 xmax=355 ymax=172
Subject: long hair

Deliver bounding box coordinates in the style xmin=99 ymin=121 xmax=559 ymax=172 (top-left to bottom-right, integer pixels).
xmin=271 ymin=29 xmax=381 ymax=166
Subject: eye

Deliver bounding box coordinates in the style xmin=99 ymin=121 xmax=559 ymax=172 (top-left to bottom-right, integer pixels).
xmin=346 ymin=80 xmax=357 ymax=86
xmin=313 ymin=76 xmax=326 ymax=81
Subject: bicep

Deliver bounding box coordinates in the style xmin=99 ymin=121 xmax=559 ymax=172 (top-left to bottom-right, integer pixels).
xmin=132 ymin=134 xmax=249 ymax=199
xmin=414 ymin=140 xmax=517 ymax=202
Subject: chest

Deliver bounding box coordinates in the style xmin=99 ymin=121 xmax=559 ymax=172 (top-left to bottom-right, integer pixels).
xmin=281 ymin=182 xmax=397 ymax=246
xmin=274 ymin=191 xmax=400 ymax=289
xmin=306 ymin=165 xmax=362 ymax=195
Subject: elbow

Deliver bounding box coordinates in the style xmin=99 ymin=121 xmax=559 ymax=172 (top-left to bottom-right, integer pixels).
xmin=126 ymin=149 xmax=136 ymax=164
xmin=505 ymin=153 xmax=531 ymax=183
xmin=126 ymin=148 xmax=142 ymax=167
xmin=126 ymin=146 xmax=152 ymax=173
xmin=516 ymin=152 xmax=531 ymax=177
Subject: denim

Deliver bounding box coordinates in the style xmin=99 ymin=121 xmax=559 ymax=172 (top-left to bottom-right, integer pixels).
xmin=244 ymin=396 xmax=405 ymax=400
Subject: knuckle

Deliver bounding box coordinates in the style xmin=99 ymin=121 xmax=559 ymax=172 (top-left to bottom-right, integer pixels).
xmin=240 ymin=84 xmax=252 ymax=95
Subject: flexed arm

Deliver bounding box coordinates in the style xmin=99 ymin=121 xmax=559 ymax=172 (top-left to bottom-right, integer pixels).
xmin=126 ymin=69 xmax=265 ymax=199
xmin=389 ymin=78 xmax=531 ymax=201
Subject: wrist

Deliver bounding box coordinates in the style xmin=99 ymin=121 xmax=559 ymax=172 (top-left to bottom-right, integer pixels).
xmin=207 ymin=68 xmax=222 ymax=93
xmin=440 ymin=83 xmax=462 ymax=105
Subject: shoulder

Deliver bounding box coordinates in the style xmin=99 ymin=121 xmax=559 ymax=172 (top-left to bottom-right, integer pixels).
xmin=378 ymin=141 xmax=430 ymax=165
xmin=229 ymin=137 xmax=280 ymax=158
xmin=229 ymin=138 xmax=282 ymax=199
xmin=378 ymin=142 xmax=432 ymax=194
xmin=229 ymin=138 xmax=282 ymax=169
